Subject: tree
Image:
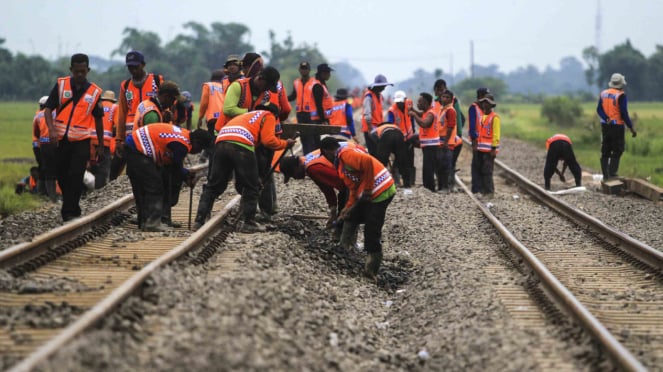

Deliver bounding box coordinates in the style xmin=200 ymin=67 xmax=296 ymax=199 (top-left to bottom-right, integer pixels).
xmin=582 ymin=46 xmax=600 ymax=90
xmin=452 ymin=76 xmax=508 ymax=105
xmin=112 ymin=28 xmax=164 ymax=60
xmin=598 ymin=40 xmax=647 ymax=100
xmin=645 ymin=45 xmax=663 ymax=100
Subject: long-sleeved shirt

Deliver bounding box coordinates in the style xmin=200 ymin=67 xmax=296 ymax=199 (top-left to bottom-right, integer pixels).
xmin=223 ymin=80 xmax=253 ymax=119
xmin=306 ymin=163 xmax=346 ymax=207
xmin=312 ymin=83 xmax=327 ymax=122
xmin=468 ymin=104 xmax=480 ymax=140
xmin=344 ymin=103 xmax=356 ymax=136
xmin=596 ymin=94 xmax=633 ymax=129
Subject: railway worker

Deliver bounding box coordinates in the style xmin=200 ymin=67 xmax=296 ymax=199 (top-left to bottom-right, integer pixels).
xmin=111 ymin=51 xmax=164 ymax=180
xmin=125 ymin=123 xmax=213 ymax=232
xmin=319 ymin=137 xmax=396 ymax=281
xmin=90 ymin=90 xmax=118 ymax=189
xmin=371 ymin=122 xmax=410 ymax=189
xmin=387 ymin=90 xmax=416 ymax=187
xmin=434 ymin=80 xmax=464 ymax=180
xmin=133 ymin=81 xmax=183 ymax=128
xmin=194 ymin=106 xmax=296 ymax=233
xmin=198 ymin=69 xmax=226 ymax=134
xmin=437 ymin=89 xmax=460 ymax=193
xmin=32 ymin=95 xmax=54 ymax=198
xmin=222 ymin=54 xmax=243 ymax=92
xmin=287 ymin=61 xmax=314 ymax=125
xmin=221 ymin=65 xmax=280 ymax=128
xmin=328 ymin=88 xmax=359 ymax=142
xmin=409 ymin=92 xmax=440 ymax=192
xmin=15 ymin=167 xmax=40 ymax=195
xmin=298 ymin=63 xmax=335 ymax=154
xmin=469 ymin=88 xmax=491 ymax=193
xmin=596 ymin=73 xmax=637 ymax=180
xmin=474 ymin=94 xmax=501 ymax=196
xmin=43 ymin=53 xmax=105 ymax=222
xmin=544 ymin=134 xmax=582 ymax=191
xmin=181 ymin=91 xmax=194 ymax=130
xmin=361 ymin=74 xmax=393 ymax=156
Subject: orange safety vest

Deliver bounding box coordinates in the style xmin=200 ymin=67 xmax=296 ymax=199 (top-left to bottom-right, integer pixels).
xmin=438 ymin=104 xmax=460 ymax=149
xmin=215 ymin=111 xmax=287 ymax=150
xmin=253 ymin=80 xmax=290 ymax=135
xmin=216 ymin=78 xmax=258 ymax=131
xmin=387 ymin=101 xmax=414 ymax=139
xmin=306 ymin=79 xmax=333 ymax=121
xmin=121 ymin=73 xmax=163 ymax=133
xmin=53 ymin=77 xmax=102 ymax=141
xmin=131 ymin=123 xmax=191 ymax=166
xmin=328 ymin=100 xmax=352 ymax=137
xmin=134 ymin=99 xmax=164 ymax=129
xmin=336 ymin=146 xmax=394 ymax=204
xmin=374 ymin=123 xmax=401 ymax=139
xmin=92 ymin=100 xmax=117 ymax=147
xmin=477 ymin=111 xmax=499 ymax=153
xmin=201 ymin=81 xmax=225 ymax=122
xmin=33 ymin=109 xmax=55 ymax=146
xmin=418 ymin=108 xmax=440 ymax=147
xmin=599 ymin=88 xmax=626 ymax=125
xmin=546 ymin=133 xmax=572 ymax=150
xmin=361 ymin=91 xmax=383 ymax=132
xmin=293 ymin=77 xmax=314 ymax=112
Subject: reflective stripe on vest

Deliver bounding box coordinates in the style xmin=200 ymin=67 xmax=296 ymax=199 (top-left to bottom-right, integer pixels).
xmin=600 ymin=88 xmax=625 ymax=125
xmin=132 ymin=123 xmax=191 ymax=165
xmin=123 ymin=73 xmax=161 ymax=125
xmin=361 ymin=91 xmax=383 ymax=132
xmin=92 ymin=101 xmax=117 ymax=146
xmin=418 ymin=108 xmax=440 ymax=147
xmin=134 ymin=99 xmax=162 ymax=129
xmin=477 ymin=112 xmax=499 ymax=152
xmin=54 ymin=77 xmax=101 ymax=141
xmin=203 ymin=81 xmax=225 ymax=122
xmin=328 ymin=100 xmax=352 ymax=137
xmin=438 ymin=104 xmax=460 ymax=149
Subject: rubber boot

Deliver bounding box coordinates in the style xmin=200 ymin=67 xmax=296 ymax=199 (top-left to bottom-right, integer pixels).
xmin=339 ymin=221 xmax=358 ymax=250
xmin=45 ymin=179 xmax=58 ymax=203
xmin=364 ymin=251 xmax=383 ymax=281
xmin=609 ymin=157 xmax=620 ymax=178
xmin=143 ymin=217 xmax=170 ymax=232
xmin=600 ymin=157 xmax=610 ymax=180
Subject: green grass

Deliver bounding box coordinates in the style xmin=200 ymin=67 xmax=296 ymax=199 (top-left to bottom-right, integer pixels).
xmin=497 ymin=102 xmax=663 ymax=187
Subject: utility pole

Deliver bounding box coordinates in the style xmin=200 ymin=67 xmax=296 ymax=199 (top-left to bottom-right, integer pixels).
xmin=470 ymin=40 xmax=475 ymax=78
xmin=595 ymin=0 xmax=602 ymax=53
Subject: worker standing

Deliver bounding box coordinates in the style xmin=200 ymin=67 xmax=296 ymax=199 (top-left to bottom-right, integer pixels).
xmin=198 ymin=69 xmax=226 ymax=133
xmin=371 ymin=122 xmax=409 ymax=189
xmin=469 ymin=88 xmax=491 ymax=193
xmin=361 ymin=75 xmax=393 ymax=156
xmin=544 ymin=134 xmax=582 ymax=191
xmin=125 ymin=123 xmax=212 ymax=231
xmin=437 ymin=90 xmax=460 ymax=193
xmin=90 ymin=90 xmax=118 ymax=189
xmin=474 ymin=94 xmax=501 ymax=196
xmin=194 ymin=107 xmax=295 ymax=233
xmin=409 ymin=93 xmax=439 ymax=192
xmin=596 ymin=73 xmax=637 ymax=180
xmin=387 ymin=90 xmax=416 ymax=187
xmin=181 ymin=91 xmax=194 ymax=130
xmin=328 ymin=88 xmax=358 ymax=142
xmin=300 ymin=63 xmax=334 ymax=154
xmin=32 ymin=96 xmax=54 ymax=198
xmin=287 ymin=61 xmax=313 ymax=125
xmin=111 ymin=51 xmax=164 ymax=180
xmin=43 ymin=53 xmax=104 ymax=222
xmin=319 ymin=137 xmax=396 ymax=281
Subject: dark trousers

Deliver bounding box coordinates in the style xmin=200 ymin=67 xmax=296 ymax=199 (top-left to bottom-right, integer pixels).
xmin=297 ymin=112 xmax=320 ymax=155
xmin=376 ymin=130 xmax=410 ymax=187
xmin=110 ymin=154 xmax=126 ymax=181
xmin=473 ymin=151 xmax=495 ymax=194
xmin=196 ymin=142 xmax=260 ymax=224
xmin=601 ymin=124 xmax=625 ymax=178
xmin=349 ymin=195 xmax=394 ymax=254
xmin=256 ymin=146 xmax=276 ymax=215
xmin=544 ymin=141 xmax=582 ymax=189
xmin=438 ymin=147 xmax=453 ymax=191
xmin=363 ymin=131 xmax=377 ymax=156
xmin=55 ymin=138 xmax=90 ymax=220
xmin=421 ymin=146 xmax=440 ymax=192
xmin=125 ymin=146 xmax=164 ymax=227
xmin=162 ymin=165 xmax=184 ymax=222
xmin=91 ymin=146 xmax=112 ymax=189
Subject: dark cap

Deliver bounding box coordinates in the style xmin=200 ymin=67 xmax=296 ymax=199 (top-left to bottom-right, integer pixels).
xmin=258 ymin=66 xmax=280 ymax=93
xmin=476 ymin=87 xmax=491 ymax=98
xmin=279 ymin=156 xmax=302 ymax=184
xmin=255 ymin=103 xmax=280 ymax=118
xmin=334 ymin=88 xmax=349 ymax=100
xmin=317 ymin=63 xmax=334 ymax=73
xmin=320 ymin=136 xmax=340 ymax=151
xmin=158 ymin=80 xmax=182 ymax=100
xmin=299 ymin=61 xmax=310 ymax=69
xmin=125 ymin=51 xmax=145 ymax=66
xmin=479 ymin=94 xmax=496 ymax=106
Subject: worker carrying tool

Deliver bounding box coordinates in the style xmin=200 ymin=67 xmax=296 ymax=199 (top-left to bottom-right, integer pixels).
xmin=544 ymin=134 xmax=582 ymax=191
xmin=124 ymin=123 xmax=212 ymax=232
xmin=319 ymin=137 xmax=396 ymax=281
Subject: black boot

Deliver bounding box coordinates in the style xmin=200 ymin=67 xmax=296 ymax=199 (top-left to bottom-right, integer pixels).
xmin=600 ymin=157 xmax=610 ymax=180
xmin=609 ymin=157 xmax=620 ymax=178
xmin=45 ymin=179 xmax=58 ymax=203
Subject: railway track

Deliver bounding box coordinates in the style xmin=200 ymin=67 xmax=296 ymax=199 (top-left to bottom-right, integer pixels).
xmin=453 ymin=151 xmax=663 ymax=371
xmin=0 ymin=164 xmax=243 ymax=371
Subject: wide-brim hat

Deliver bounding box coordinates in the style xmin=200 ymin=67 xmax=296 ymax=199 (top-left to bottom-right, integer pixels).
xmin=101 ymin=90 xmax=117 ymax=102
xmin=369 ymin=74 xmax=393 ymax=89
xmin=608 ymin=73 xmax=626 ymax=89
xmin=479 ymin=94 xmax=496 ymax=106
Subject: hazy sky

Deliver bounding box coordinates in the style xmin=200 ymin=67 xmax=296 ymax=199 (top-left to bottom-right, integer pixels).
xmin=3 ymin=0 xmax=662 ymax=83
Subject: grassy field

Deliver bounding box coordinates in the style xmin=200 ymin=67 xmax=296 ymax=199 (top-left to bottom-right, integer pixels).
xmin=0 ymin=101 xmax=661 ymax=216
xmin=497 ymin=102 xmax=663 ymax=187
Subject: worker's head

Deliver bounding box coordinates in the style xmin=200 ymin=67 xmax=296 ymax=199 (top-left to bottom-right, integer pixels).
xmin=433 ymin=79 xmax=447 ymax=97
xmin=181 ymin=91 xmax=193 ymax=108
xmin=368 ymin=74 xmax=392 ymax=93
xmin=608 ymin=73 xmax=627 ymax=89
xmin=30 ymin=166 xmax=39 ymax=179
xmin=316 ymin=63 xmax=333 ymax=81
xmin=224 ymin=55 xmax=242 ymax=75
xmin=210 ymin=69 xmax=225 ymax=82
xmin=38 ymin=95 xmax=48 ymax=109
xmin=254 ymin=66 xmax=280 ymax=93
xmin=101 ymin=90 xmax=117 ymax=103
xmin=279 ymin=156 xmax=305 ymax=184
xmin=158 ymin=81 xmax=183 ymax=106
xmin=189 ymin=129 xmax=214 ymax=154
xmin=476 ymin=87 xmax=491 ymax=100
xmin=478 ymin=94 xmax=496 ymax=113
xmin=298 ymin=61 xmax=311 ymax=77
xmin=125 ymin=51 xmax=146 ymax=79
xmin=393 ymin=90 xmax=406 ymax=111
xmin=255 ymin=103 xmax=280 ymax=119
xmin=417 ymin=92 xmax=433 ymax=111
xmin=441 ymin=90 xmax=454 ymax=106
xmin=69 ymin=53 xmax=90 ymax=85
xmin=319 ymin=136 xmax=340 ymax=163
xmin=242 ymin=52 xmax=263 ymax=78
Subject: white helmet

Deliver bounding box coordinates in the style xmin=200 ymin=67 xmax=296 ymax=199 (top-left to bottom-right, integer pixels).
xmin=393 ymin=90 xmax=406 ymax=103
xmin=38 ymin=96 xmax=49 ymax=105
